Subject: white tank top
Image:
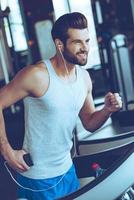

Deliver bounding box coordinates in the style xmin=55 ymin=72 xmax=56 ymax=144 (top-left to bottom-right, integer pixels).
xmin=21 ymin=59 xmax=87 ymax=179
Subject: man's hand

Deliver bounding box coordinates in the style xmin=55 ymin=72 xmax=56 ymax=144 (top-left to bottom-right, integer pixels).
xmin=104 ymin=92 xmax=122 ymax=113
xmin=2 ymin=145 xmax=30 ymax=172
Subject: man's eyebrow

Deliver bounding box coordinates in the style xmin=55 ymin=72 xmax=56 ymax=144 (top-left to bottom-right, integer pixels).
xmin=71 ymin=38 xmax=90 ymax=43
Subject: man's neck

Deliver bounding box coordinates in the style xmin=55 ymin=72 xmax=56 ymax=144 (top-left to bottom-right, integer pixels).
xmin=51 ymin=55 xmax=76 ymax=76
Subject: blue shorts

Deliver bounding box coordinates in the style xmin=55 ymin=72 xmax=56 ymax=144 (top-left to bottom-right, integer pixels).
xmin=16 ymin=164 xmax=80 ymax=200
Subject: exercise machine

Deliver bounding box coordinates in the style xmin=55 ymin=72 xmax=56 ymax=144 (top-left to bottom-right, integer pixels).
xmin=59 ymin=131 xmax=134 ymax=200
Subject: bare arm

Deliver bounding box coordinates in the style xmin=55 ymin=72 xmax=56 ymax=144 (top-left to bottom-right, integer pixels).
xmin=0 ymin=63 xmax=49 ymax=171
xmin=79 ymin=70 xmax=122 ymax=132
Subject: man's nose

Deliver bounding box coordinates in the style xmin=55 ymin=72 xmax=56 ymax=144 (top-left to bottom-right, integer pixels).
xmin=81 ymin=42 xmax=89 ymax=51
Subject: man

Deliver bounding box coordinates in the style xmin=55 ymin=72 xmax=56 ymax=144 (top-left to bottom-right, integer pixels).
xmin=0 ymin=12 xmax=122 ymax=200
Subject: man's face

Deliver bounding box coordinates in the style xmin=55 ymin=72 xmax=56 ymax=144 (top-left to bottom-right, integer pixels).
xmin=63 ymin=28 xmax=90 ymax=66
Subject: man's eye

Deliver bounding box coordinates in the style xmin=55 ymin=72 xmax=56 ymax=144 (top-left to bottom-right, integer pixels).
xmin=73 ymin=41 xmax=81 ymax=44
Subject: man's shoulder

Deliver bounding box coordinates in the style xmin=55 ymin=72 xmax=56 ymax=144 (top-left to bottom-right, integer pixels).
xmin=22 ymin=60 xmax=48 ymax=78
xmin=35 ymin=60 xmax=48 ymax=69
xmin=16 ymin=60 xmax=48 ymax=87
xmin=18 ymin=61 xmax=49 ymax=97
xmin=78 ymin=67 xmax=90 ymax=80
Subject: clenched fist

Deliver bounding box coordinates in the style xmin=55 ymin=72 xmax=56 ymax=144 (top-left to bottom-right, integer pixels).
xmin=104 ymin=92 xmax=122 ymax=113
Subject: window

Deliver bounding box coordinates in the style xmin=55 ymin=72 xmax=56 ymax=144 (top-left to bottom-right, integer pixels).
xmin=0 ymin=0 xmax=28 ymax=51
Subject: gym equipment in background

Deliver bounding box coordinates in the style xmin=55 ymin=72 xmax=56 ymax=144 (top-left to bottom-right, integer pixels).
xmin=59 ymin=131 xmax=134 ymax=200
xmin=110 ymin=34 xmax=134 ymax=126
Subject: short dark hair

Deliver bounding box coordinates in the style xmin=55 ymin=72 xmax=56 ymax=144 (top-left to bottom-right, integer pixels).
xmin=51 ymin=12 xmax=88 ymax=44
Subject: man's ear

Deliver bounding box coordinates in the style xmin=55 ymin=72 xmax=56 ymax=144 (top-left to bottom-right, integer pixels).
xmin=55 ymin=39 xmax=64 ymax=51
